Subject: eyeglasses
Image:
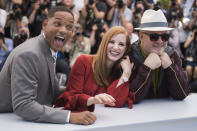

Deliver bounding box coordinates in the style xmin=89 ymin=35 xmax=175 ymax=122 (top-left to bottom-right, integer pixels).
xmin=143 ymin=32 xmax=170 ymax=42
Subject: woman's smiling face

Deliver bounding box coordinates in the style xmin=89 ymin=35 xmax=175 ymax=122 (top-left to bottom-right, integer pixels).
xmin=106 ymin=33 xmax=127 ymax=64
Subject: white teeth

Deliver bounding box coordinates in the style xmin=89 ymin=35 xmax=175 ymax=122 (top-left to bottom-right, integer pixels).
xmin=110 ymin=51 xmax=119 ymax=55
xmin=56 ymin=36 xmax=65 ymax=40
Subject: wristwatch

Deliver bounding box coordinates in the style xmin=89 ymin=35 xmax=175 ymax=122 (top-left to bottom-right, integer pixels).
xmin=122 ymin=76 xmax=129 ymax=82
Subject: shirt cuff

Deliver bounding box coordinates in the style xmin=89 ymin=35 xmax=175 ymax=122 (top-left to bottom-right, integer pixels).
xmin=54 ymin=107 xmax=70 ymax=123
xmin=66 ymin=111 xmax=70 ymax=123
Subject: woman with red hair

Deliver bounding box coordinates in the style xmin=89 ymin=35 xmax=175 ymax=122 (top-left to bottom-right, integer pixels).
xmin=54 ymin=26 xmax=135 ymax=112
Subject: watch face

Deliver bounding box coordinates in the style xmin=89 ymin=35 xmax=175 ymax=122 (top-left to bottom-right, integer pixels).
xmin=123 ymin=77 xmax=128 ymax=82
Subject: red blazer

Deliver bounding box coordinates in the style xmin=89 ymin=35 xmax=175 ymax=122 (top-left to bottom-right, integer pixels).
xmin=54 ymin=55 xmax=135 ymax=112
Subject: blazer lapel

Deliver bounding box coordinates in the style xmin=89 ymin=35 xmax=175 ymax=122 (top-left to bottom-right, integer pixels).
xmin=38 ymin=34 xmax=55 ymax=92
xmin=47 ymin=57 xmax=55 ymax=90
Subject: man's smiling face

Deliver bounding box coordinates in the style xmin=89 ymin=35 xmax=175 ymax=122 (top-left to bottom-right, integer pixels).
xmin=43 ymin=11 xmax=74 ymax=52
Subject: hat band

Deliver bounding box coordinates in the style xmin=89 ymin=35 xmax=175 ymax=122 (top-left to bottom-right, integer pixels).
xmin=139 ymin=22 xmax=168 ymax=28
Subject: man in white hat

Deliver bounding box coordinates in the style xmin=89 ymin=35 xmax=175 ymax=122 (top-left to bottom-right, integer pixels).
xmin=128 ymin=9 xmax=190 ymax=103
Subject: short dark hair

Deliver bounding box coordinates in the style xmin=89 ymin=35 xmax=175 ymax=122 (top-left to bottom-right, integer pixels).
xmin=47 ymin=6 xmax=74 ymax=19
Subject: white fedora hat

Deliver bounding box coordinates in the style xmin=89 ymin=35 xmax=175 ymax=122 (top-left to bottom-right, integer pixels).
xmin=135 ymin=9 xmax=173 ymax=31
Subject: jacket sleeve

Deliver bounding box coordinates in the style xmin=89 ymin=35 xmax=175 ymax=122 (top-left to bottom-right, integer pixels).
xmin=164 ymin=52 xmax=190 ymax=100
xmin=130 ymin=63 xmax=153 ymax=103
xmin=54 ymin=55 xmax=94 ymax=112
xmin=106 ymin=79 xmax=135 ymax=109
xmin=11 ymin=52 xmax=69 ymax=124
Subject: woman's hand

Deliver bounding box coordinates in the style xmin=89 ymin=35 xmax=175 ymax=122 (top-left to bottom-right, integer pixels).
xmin=116 ymin=56 xmax=134 ymax=87
xmin=87 ymin=93 xmax=116 ymax=106
xmin=120 ymin=56 xmax=134 ymax=78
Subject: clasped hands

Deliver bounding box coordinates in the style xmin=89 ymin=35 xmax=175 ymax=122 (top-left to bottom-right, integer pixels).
xmin=144 ymin=52 xmax=172 ymax=70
